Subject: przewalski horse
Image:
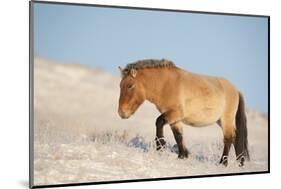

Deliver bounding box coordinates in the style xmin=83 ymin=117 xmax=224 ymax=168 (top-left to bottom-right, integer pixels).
xmin=118 ymin=59 xmax=249 ymax=166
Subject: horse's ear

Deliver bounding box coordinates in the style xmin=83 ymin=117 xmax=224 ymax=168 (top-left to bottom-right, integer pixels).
xmin=130 ymin=68 xmax=137 ymax=78
xmin=118 ymin=66 xmax=123 ymax=76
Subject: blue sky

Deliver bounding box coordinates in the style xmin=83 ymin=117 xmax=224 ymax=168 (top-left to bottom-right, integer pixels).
xmin=33 ymin=3 xmax=268 ymax=113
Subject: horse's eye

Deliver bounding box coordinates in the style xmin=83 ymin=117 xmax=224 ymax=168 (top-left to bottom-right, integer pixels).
xmin=127 ymin=84 xmax=134 ymax=89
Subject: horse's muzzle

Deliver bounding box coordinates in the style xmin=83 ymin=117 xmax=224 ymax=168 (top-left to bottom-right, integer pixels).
xmin=118 ymin=110 xmax=130 ymax=119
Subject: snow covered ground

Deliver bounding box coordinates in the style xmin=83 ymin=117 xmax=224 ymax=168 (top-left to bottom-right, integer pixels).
xmin=33 ymin=57 xmax=268 ymax=186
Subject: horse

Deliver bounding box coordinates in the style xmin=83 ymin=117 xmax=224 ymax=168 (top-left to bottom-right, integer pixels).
xmin=118 ymin=59 xmax=249 ymax=166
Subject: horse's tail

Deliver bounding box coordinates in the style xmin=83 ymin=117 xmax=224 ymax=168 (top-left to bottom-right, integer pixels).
xmin=234 ymin=92 xmax=250 ymax=162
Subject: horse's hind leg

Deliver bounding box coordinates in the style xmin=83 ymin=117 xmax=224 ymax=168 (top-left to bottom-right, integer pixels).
xmin=170 ymin=122 xmax=189 ymax=159
xmin=218 ymin=117 xmax=236 ymax=166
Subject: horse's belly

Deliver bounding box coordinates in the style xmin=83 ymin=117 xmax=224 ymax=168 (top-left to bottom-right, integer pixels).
xmin=182 ymin=107 xmax=222 ymax=127
xmin=182 ymin=90 xmax=225 ymax=127
xmin=182 ymin=119 xmax=216 ymax=127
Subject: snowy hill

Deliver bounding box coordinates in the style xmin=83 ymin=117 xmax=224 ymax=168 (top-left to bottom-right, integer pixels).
xmin=33 ymin=57 xmax=268 ymax=186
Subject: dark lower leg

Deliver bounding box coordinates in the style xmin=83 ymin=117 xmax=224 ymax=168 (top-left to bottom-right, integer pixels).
xmin=155 ymin=114 xmax=166 ymax=150
xmin=234 ymin=136 xmax=248 ymax=167
xmin=171 ymin=125 xmax=189 ymax=159
xmin=219 ymin=138 xmax=232 ymax=166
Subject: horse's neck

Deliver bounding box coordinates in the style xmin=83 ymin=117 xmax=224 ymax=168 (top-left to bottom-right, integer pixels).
xmin=140 ymin=69 xmax=170 ymax=107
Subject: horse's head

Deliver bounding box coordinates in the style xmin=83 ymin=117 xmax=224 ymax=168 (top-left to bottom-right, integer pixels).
xmin=118 ymin=67 xmax=145 ymax=119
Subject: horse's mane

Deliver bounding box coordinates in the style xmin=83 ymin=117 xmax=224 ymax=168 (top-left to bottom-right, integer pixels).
xmin=122 ymin=59 xmax=176 ymax=77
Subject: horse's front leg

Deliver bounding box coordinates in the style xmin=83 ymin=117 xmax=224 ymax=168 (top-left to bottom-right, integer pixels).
xmin=155 ymin=114 xmax=167 ymax=150
xmin=155 ymin=110 xmax=184 ymax=151
xmin=170 ymin=122 xmax=189 ymax=159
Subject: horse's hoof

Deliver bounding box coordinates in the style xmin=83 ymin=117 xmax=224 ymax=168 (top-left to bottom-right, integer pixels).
xmin=238 ymin=156 xmax=245 ymax=167
xmin=156 ymin=145 xmax=166 ymax=151
xmin=219 ymin=161 xmax=228 ymax=167
xmin=178 ymin=154 xmax=188 ymax=159
xmin=155 ymin=137 xmax=166 ymax=151
xmin=219 ymin=156 xmax=228 ymax=167
xmin=178 ymin=149 xmax=189 ymax=159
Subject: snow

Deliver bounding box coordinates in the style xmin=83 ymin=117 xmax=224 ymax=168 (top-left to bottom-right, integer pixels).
xmin=33 ymin=57 xmax=268 ymax=186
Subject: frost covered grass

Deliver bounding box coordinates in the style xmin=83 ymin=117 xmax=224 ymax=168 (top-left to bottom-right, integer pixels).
xmin=33 ymin=57 xmax=268 ymax=185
